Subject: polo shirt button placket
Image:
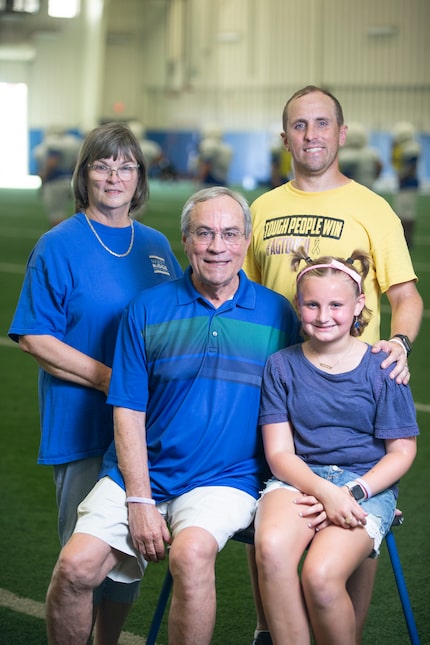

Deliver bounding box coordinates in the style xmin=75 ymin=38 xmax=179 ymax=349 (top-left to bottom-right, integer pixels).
xmin=208 ymin=327 xmax=219 ymax=352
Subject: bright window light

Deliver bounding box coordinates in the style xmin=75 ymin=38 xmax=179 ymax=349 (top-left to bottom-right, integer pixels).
xmin=48 ymin=0 xmax=80 ymax=18
xmin=0 ymin=82 xmax=40 ymax=189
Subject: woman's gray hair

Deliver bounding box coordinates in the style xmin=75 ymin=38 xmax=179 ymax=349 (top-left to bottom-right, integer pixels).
xmin=72 ymin=122 xmax=149 ymax=214
xmin=181 ymin=186 xmax=252 ymax=237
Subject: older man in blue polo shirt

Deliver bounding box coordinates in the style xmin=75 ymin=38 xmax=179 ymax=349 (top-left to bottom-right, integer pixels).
xmin=45 ymin=186 xmax=300 ymax=645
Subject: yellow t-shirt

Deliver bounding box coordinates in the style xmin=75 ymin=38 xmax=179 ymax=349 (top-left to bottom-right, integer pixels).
xmin=243 ymin=180 xmax=417 ymax=343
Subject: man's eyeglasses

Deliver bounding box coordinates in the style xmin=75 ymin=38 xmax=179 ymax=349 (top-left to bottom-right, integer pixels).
xmin=88 ymin=163 xmax=140 ymax=181
xmin=188 ymin=228 xmax=246 ymax=246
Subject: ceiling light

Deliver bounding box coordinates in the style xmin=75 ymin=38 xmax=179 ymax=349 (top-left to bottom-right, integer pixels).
xmin=48 ymin=0 xmax=80 ymax=18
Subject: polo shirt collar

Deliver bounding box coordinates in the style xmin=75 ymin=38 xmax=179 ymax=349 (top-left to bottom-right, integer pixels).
xmin=177 ymin=266 xmax=256 ymax=310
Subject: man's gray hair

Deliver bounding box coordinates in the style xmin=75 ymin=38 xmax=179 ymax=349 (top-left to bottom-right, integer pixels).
xmin=181 ymin=186 xmax=252 ymax=237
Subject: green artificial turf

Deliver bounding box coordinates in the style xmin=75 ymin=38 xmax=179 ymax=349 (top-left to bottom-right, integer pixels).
xmin=0 ymin=184 xmax=429 ymax=644
xmin=0 ymin=607 xmax=47 ymax=645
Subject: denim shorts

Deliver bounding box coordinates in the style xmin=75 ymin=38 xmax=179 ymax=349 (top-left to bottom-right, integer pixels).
xmin=260 ymin=465 xmax=397 ymax=556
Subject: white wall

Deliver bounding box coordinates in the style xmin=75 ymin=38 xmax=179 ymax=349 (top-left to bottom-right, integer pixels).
xmin=0 ymin=0 xmax=106 ymax=130
xmin=130 ymin=0 xmax=430 ymax=131
xmin=0 ymin=0 xmax=429 ymax=131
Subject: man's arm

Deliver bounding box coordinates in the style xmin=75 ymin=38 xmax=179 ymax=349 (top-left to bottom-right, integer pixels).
xmin=387 ymin=280 xmax=423 ymax=342
xmin=114 ymin=406 xmax=170 ymax=562
xmin=372 ymin=280 xmax=423 ymax=384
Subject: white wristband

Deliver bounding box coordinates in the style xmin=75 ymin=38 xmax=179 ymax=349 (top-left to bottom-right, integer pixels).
xmin=126 ymin=496 xmax=156 ymax=505
xmin=355 ymin=478 xmax=372 ymax=500
xmin=389 ymin=337 xmax=408 ymax=358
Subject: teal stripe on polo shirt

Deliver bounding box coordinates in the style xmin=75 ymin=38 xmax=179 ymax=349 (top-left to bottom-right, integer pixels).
xmin=146 ymin=316 xmax=289 ymax=388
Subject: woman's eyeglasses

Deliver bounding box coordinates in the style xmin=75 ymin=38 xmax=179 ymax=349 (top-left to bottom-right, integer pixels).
xmin=88 ymin=163 xmax=140 ymax=181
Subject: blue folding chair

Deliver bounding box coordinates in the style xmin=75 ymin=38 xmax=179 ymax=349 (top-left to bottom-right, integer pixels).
xmin=145 ymin=513 xmax=420 ymax=645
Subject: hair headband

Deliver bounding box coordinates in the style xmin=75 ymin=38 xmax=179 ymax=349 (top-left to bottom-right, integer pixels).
xmin=296 ymin=259 xmax=362 ymax=292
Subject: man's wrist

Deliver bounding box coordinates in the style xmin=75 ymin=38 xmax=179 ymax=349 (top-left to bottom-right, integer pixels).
xmin=126 ymin=496 xmax=156 ymax=505
xmin=390 ymin=334 xmax=412 ymax=356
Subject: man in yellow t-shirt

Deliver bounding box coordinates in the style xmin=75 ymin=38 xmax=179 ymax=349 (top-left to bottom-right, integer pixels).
xmin=244 ymin=85 xmax=423 ymax=645
xmin=246 ymin=179 xmax=414 ymax=345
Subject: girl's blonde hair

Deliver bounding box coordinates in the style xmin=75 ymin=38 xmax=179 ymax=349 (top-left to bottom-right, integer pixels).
xmin=291 ymin=246 xmax=372 ymax=337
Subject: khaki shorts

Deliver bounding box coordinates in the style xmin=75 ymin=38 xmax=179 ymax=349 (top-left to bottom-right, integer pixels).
xmin=75 ymin=477 xmax=256 ymax=584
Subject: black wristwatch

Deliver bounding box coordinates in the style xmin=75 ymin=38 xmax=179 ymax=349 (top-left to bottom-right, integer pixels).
xmin=346 ymin=483 xmax=366 ymax=502
xmin=391 ymin=334 xmax=413 ymax=356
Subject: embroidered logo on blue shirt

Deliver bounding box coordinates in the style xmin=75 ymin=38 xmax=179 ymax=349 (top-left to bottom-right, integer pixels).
xmin=150 ymin=255 xmax=171 ymax=275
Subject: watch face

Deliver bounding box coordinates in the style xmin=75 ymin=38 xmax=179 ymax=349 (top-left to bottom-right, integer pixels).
xmin=402 ymin=336 xmax=412 ymax=352
xmin=350 ymin=485 xmax=365 ymax=501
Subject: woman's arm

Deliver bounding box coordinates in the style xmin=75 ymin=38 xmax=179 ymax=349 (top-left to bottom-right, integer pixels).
xmin=18 ymin=334 xmax=111 ymax=395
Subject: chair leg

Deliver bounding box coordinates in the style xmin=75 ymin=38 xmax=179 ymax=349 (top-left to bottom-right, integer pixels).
xmin=385 ymin=529 xmax=420 ymax=645
xmin=146 ymin=568 xmax=173 ymax=645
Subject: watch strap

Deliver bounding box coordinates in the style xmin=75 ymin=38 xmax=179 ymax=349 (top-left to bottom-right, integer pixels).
xmin=390 ymin=334 xmax=412 ymax=356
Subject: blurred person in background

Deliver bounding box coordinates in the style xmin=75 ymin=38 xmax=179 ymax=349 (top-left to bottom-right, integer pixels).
xmin=338 ymin=121 xmax=382 ymax=189
xmin=243 ymin=85 xmax=423 ymax=645
xmin=391 ymin=121 xmax=421 ymax=248
xmin=9 ymin=122 xmax=182 ymax=645
xmin=34 ymin=127 xmax=82 ymax=227
xmin=194 ymin=123 xmax=233 ymax=186
xmin=128 ymin=119 xmax=177 ymax=181
xmin=269 ymin=123 xmax=294 ymax=187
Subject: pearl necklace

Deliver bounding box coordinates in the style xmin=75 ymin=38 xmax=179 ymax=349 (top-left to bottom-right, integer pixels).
xmin=311 ymin=341 xmax=354 ymax=371
xmin=84 ymin=213 xmax=134 ymax=258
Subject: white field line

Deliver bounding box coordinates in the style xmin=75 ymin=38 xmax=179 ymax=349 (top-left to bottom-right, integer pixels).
xmin=0 ymin=337 xmax=17 ymax=347
xmin=415 ymin=403 xmax=430 ymax=413
xmin=0 ymin=587 xmax=155 ymax=644
xmin=0 ymin=262 xmax=26 ymax=274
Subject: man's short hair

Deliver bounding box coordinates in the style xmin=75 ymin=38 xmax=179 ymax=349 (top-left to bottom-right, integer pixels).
xmin=282 ymin=85 xmax=345 ymax=131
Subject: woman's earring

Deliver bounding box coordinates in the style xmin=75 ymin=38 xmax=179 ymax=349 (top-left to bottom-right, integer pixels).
xmin=354 ymin=316 xmax=360 ymax=331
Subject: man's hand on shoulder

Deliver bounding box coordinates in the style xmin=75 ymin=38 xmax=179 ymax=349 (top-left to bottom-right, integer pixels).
xmin=371 ymin=339 xmax=409 ymax=384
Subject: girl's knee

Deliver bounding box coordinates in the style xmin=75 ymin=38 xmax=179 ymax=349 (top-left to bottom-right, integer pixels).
xmin=302 ymin=559 xmax=341 ymax=608
xmin=255 ymin=529 xmax=293 ymax=576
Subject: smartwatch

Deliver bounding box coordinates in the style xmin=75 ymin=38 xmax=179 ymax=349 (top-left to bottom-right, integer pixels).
xmin=346 ymin=483 xmax=366 ymax=502
xmin=391 ymin=334 xmax=412 ymax=356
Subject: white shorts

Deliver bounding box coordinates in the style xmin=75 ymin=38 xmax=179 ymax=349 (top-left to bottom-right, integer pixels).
xmin=394 ymin=189 xmax=418 ymax=222
xmin=75 ymin=477 xmax=256 ymax=584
